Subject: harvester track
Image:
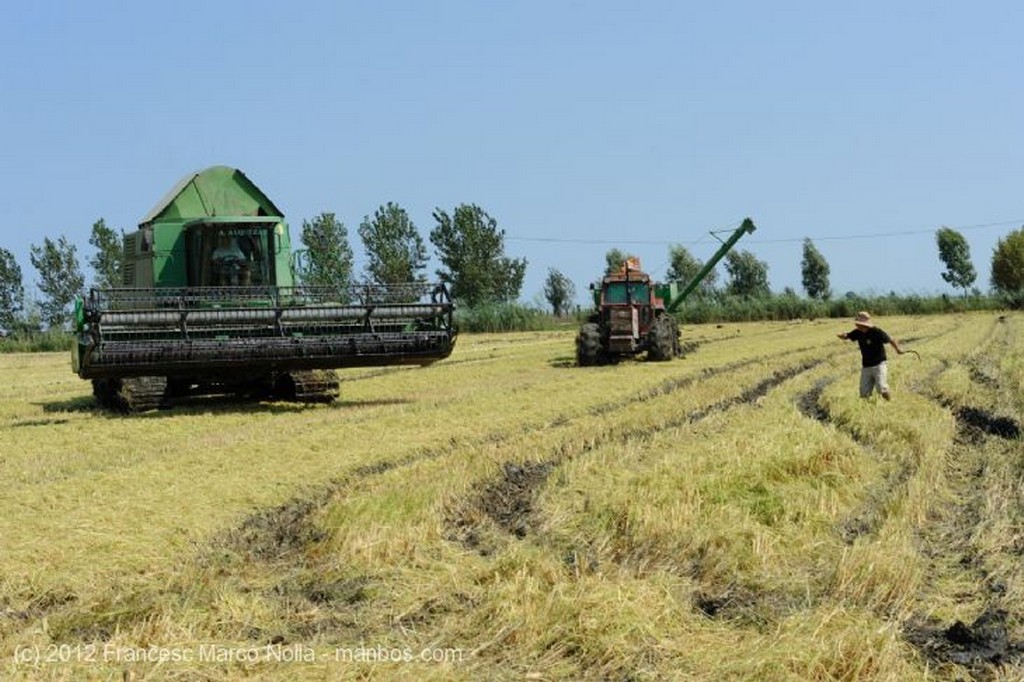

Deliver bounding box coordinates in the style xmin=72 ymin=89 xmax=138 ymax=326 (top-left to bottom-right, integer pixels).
xmin=92 ymin=376 xmax=170 ymax=412
xmin=276 ymin=370 xmax=340 ymax=403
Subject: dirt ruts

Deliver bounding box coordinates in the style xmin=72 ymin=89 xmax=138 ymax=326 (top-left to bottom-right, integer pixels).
xmin=902 ymin=325 xmax=1024 ymax=677
xmin=449 ymin=358 xmax=826 ymax=553
xmin=795 ymin=377 xmax=833 ymax=424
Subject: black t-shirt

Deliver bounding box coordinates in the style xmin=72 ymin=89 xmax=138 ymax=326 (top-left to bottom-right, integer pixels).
xmin=847 ymin=327 xmax=891 ymax=367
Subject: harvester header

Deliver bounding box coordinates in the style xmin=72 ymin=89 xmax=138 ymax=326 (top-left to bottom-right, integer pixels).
xmin=73 ymin=166 xmax=456 ymax=410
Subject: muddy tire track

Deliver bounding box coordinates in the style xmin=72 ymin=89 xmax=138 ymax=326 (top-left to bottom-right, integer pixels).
xmin=795 ymin=377 xmax=834 ymax=424
xmin=3 ymin=344 xmax=823 ymax=643
xmin=796 ymin=318 xmax=999 ymax=545
xmin=448 ymin=357 xmax=826 ymax=554
xmin=903 ymin=424 xmax=1024 ymax=674
xmin=904 ymin=325 xmax=1024 ymax=676
xmin=213 ymin=347 xmax=823 ymax=561
xmin=794 ymin=375 xmax=919 ymax=544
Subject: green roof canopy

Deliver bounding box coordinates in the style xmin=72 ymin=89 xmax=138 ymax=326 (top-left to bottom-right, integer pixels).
xmin=139 ymin=166 xmax=283 ymax=227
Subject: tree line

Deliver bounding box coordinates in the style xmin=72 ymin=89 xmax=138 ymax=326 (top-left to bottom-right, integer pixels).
xmin=601 ymin=227 xmax=1024 ymax=307
xmin=2 ymin=212 xmax=1024 ymax=336
xmin=0 ymin=203 xmax=528 ymax=333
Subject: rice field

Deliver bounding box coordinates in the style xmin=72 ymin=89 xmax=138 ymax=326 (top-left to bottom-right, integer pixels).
xmin=1 ymin=312 xmax=1021 ymax=680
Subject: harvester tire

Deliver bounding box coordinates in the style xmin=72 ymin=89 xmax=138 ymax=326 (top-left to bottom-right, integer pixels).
xmin=647 ymin=315 xmax=678 ymax=362
xmin=576 ymin=323 xmax=605 ymax=366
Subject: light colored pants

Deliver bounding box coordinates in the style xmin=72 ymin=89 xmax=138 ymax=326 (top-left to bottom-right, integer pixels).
xmin=859 ymin=362 xmax=889 ymax=398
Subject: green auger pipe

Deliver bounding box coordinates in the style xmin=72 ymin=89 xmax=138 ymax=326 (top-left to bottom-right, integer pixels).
xmin=664 ymin=218 xmax=756 ymax=313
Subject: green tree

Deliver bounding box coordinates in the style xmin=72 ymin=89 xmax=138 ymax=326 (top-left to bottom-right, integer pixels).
xmin=29 ymin=235 xmax=85 ymax=328
xmin=430 ymin=204 xmax=526 ymax=306
xmin=800 ymin=238 xmax=831 ymax=300
xmin=0 ymin=247 xmax=24 ymax=329
xmin=88 ymin=218 xmax=121 ymax=289
xmin=666 ymin=244 xmax=717 ymax=294
xmin=724 ymin=249 xmax=770 ymax=298
xmin=543 ymin=267 xmax=576 ymax=317
xmin=357 ymin=202 xmax=427 ymax=285
xmin=991 ymin=226 xmax=1024 ymax=307
xmin=936 ymin=226 xmax=977 ymax=297
xmin=300 ymin=212 xmax=354 ymax=291
xmin=604 ymin=248 xmax=637 ymax=275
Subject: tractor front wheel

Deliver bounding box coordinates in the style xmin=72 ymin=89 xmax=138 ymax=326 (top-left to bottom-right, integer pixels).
xmin=576 ymin=322 xmax=606 ymax=366
xmin=646 ymin=315 xmax=679 ymax=362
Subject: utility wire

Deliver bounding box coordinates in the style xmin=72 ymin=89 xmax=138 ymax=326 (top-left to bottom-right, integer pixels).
xmin=504 ymin=217 xmax=1023 ymax=247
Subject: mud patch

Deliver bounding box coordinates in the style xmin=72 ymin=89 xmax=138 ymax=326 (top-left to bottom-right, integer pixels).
xmin=693 ymin=584 xmax=805 ymax=628
xmin=796 ymin=378 xmax=834 ymax=423
xmin=450 ymin=460 xmax=556 ymax=552
xmin=968 ymin=366 xmax=1000 ymax=390
xmin=693 ymin=584 xmax=761 ymax=620
xmin=0 ymin=590 xmax=76 ymax=625
xmin=954 ymin=406 xmax=1021 ymax=442
xmin=905 ymin=608 xmax=1024 ymax=670
xmin=900 ymin=335 xmax=929 ymax=344
xmin=225 ymin=494 xmax=332 ymax=561
xmin=263 ymin=576 xmax=373 ymax=643
xmin=301 ymin=577 xmax=371 ymax=606
xmin=589 ymin=344 xmax=822 ymax=418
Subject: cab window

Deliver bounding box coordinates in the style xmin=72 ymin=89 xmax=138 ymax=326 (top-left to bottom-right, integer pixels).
xmin=604 ymin=282 xmax=649 ymax=304
xmin=188 ymin=225 xmax=274 ymax=286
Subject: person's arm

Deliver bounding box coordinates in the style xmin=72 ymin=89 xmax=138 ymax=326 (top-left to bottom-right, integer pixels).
xmin=890 ymin=338 xmax=904 ymax=355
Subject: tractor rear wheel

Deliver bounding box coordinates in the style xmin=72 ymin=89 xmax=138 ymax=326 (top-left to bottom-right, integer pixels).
xmin=576 ymin=322 xmax=605 ymax=366
xmin=646 ymin=315 xmax=679 ymax=361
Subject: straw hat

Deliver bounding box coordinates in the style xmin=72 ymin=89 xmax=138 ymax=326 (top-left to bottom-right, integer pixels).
xmin=854 ymin=311 xmax=873 ymax=328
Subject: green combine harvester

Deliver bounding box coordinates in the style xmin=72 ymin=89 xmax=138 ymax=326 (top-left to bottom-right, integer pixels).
xmin=73 ymin=166 xmax=455 ymax=411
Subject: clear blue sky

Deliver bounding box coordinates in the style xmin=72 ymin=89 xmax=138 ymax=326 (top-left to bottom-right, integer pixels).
xmin=2 ymin=1 xmax=1021 ymax=306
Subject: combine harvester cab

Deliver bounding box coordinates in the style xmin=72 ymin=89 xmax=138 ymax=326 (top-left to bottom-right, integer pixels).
xmin=72 ymin=166 xmax=455 ymax=411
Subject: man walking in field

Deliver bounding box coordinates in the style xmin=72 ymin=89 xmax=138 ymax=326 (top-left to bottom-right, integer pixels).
xmin=837 ymin=311 xmax=905 ymax=400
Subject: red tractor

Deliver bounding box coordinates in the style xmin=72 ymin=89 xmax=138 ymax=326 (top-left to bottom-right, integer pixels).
xmin=576 ymin=219 xmax=755 ymax=366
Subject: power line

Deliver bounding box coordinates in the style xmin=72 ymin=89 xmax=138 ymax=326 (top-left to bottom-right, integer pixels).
xmin=505 ymin=217 xmax=1023 ymax=247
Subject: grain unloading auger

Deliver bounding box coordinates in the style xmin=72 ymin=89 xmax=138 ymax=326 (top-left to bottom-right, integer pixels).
xmin=72 ymin=166 xmax=455 ymax=411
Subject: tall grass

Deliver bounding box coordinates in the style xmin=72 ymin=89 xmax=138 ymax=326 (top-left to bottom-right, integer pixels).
xmin=673 ymin=291 xmax=1005 ymax=324
xmin=455 ymin=302 xmax=560 ymax=332
xmin=0 ymin=329 xmax=73 ymax=353
xmin=458 ymin=292 xmax=1006 ymax=334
